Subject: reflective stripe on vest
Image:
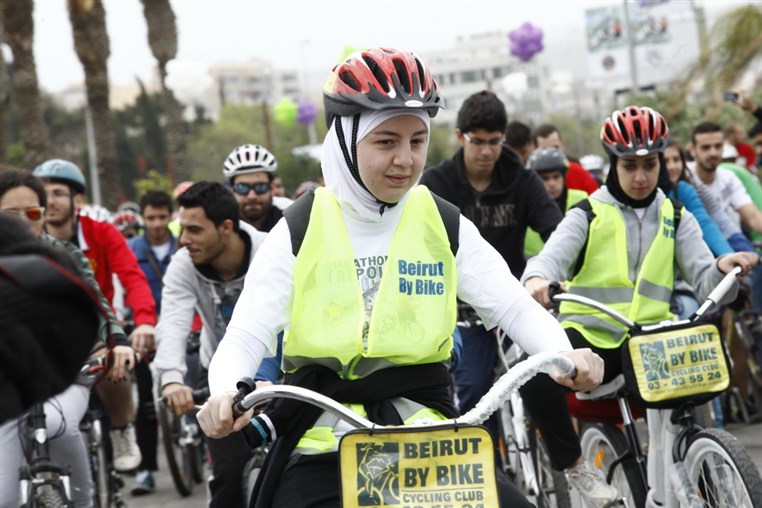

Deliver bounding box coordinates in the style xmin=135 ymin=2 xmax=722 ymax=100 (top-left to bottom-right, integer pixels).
xmin=525 ymin=188 xmax=587 ymax=257
xmin=285 ymin=186 xmax=456 ymax=374
xmin=294 ymin=399 xmax=447 ymax=454
xmin=559 ymin=198 xmax=676 ymax=348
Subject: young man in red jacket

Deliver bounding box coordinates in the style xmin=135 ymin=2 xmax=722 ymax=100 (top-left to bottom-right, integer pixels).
xmin=34 ymin=159 xmax=157 ymax=473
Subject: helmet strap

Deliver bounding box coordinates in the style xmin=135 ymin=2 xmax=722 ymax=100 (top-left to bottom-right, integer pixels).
xmin=335 ymin=114 xmax=366 ymax=192
xmin=334 ymin=113 xmax=398 ymax=215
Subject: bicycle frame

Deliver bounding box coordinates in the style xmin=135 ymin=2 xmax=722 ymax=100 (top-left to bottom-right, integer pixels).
xmin=79 ymin=356 xmax=128 ymax=508
xmin=556 ymin=267 xmax=743 ymax=508
xmin=494 ymin=332 xmax=541 ymax=495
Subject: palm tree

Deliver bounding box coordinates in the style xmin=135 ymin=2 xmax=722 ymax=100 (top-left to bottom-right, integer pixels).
xmin=702 ymin=5 xmax=762 ymax=95
xmin=139 ymin=0 xmax=190 ymax=183
xmin=67 ymin=0 xmax=120 ymax=209
xmin=658 ymin=4 xmax=762 ymax=123
xmin=2 ymin=0 xmax=54 ymax=168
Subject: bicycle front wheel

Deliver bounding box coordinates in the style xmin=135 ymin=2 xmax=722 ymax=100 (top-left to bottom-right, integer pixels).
xmin=578 ymin=423 xmax=647 ymax=508
xmin=682 ymin=428 xmax=762 ymax=507
xmin=242 ymin=447 xmax=267 ymax=508
xmin=33 ymin=484 xmax=69 ymax=508
xmin=159 ymin=402 xmax=194 ymax=496
xmin=529 ymin=424 xmax=571 ymax=508
xmin=88 ymin=430 xmax=110 ymax=508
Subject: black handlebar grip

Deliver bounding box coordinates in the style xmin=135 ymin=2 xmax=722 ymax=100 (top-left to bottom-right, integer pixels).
xmin=232 ymin=376 xmax=256 ymax=417
xmin=192 ymin=387 xmax=210 ymax=405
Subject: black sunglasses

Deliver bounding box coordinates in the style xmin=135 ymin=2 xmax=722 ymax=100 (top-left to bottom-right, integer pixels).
xmin=232 ymin=182 xmax=271 ymax=196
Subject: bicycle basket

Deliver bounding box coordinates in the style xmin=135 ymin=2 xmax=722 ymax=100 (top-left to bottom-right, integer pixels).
xmin=622 ymin=320 xmax=731 ymax=409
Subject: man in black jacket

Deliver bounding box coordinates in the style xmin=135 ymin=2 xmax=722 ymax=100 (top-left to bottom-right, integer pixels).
xmin=420 ymin=90 xmax=562 ymax=437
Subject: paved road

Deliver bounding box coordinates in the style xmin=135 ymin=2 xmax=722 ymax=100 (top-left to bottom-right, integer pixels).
xmin=125 ymin=421 xmax=762 ymax=507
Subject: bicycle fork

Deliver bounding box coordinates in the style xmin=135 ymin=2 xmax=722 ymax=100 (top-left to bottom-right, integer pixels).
xmin=19 ymin=406 xmax=74 ymax=504
xmin=509 ymin=392 xmax=540 ymax=495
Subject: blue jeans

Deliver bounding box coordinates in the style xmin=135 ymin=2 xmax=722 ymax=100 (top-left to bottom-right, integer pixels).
xmin=451 ymin=324 xmax=500 ymax=439
xmin=750 ymin=265 xmax=762 ymax=312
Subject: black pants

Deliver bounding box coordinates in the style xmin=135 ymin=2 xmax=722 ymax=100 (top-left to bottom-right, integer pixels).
xmin=519 ymin=328 xmax=623 ymax=471
xmin=270 ymin=452 xmax=534 ymax=508
xmin=135 ymin=360 xmax=158 ymax=471
xmin=198 ymin=369 xmax=250 ymax=508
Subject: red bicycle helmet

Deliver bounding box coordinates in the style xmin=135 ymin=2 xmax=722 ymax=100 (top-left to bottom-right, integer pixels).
xmin=110 ymin=211 xmax=143 ymax=233
xmin=322 ymin=47 xmax=444 ymax=126
xmin=600 ymin=106 xmax=670 ymax=157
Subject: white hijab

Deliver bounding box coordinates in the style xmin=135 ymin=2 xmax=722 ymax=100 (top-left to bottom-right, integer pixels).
xmin=320 ymin=109 xmax=430 ymax=222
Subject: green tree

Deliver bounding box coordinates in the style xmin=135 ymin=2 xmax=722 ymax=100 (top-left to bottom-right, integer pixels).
xmin=426 ymin=123 xmax=458 ymax=168
xmin=133 ymin=169 xmax=173 ymax=198
xmin=134 ymin=81 xmax=167 ymax=170
xmin=662 ymin=4 xmax=762 ymax=120
xmin=2 ymin=0 xmax=55 ymax=167
xmin=188 ymin=102 xmax=331 ymax=192
xmin=138 ymin=0 xmax=189 ymax=184
xmin=113 ymin=113 xmax=139 ymax=199
xmin=700 ymin=5 xmax=762 ymax=99
xmin=626 ymin=88 xmax=762 ymax=146
xmin=67 ymin=0 xmax=120 ymax=208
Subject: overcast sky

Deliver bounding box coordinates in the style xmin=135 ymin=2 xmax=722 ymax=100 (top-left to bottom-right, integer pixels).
xmin=23 ymin=0 xmax=743 ymax=93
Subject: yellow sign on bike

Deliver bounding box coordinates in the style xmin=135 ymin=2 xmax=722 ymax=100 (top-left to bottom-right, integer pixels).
xmin=339 ymin=425 xmax=498 ymax=508
xmin=628 ymin=323 xmax=730 ymax=404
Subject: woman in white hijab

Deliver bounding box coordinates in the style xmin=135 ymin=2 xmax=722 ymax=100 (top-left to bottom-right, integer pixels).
xmin=199 ymin=47 xmax=604 ymax=507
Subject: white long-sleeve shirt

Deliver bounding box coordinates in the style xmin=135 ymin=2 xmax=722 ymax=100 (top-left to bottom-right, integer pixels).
xmin=208 ymin=207 xmax=572 ymax=395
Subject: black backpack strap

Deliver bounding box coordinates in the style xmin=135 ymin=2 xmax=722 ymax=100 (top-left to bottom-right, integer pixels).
xmin=669 ymin=197 xmax=682 ymax=233
xmin=570 ymin=199 xmax=595 ymax=278
xmin=283 ymin=191 xmax=316 ymax=257
xmin=284 ymin=190 xmax=460 ymax=257
xmin=430 ymin=193 xmax=460 ymax=256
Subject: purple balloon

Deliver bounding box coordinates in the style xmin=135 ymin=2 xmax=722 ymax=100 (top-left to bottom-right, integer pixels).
xmin=508 ymin=22 xmax=544 ymax=62
xmin=297 ymin=99 xmax=318 ymax=125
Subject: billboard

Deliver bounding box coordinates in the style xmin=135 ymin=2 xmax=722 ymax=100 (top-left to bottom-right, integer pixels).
xmin=585 ymin=1 xmax=698 ymax=89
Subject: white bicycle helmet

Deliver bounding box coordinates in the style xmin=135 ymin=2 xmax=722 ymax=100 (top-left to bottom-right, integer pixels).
xmin=79 ymin=204 xmax=112 ymax=223
xmin=222 ymin=144 xmax=278 ymax=180
xmin=580 ymin=154 xmax=606 ymax=172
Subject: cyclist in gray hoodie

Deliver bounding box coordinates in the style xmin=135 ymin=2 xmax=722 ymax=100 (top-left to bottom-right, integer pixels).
xmin=153 ymin=181 xmax=277 ymax=508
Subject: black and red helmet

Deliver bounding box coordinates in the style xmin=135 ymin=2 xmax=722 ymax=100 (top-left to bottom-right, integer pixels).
xmin=600 ymin=106 xmax=670 ymax=157
xmin=322 ymin=47 xmax=444 ymax=126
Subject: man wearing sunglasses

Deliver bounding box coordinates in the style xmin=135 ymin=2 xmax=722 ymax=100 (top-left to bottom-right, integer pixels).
xmin=223 ymin=144 xmax=290 ymax=233
xmin=33 ymin=159 xmax=157 ymax=474
xmin=0 ymin=169 xmax=135 ymax=506
xmin=419 ymin=90 xmax=564 ymax=451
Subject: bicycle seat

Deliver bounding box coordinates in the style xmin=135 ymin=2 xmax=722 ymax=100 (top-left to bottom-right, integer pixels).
xmin=575 ymin=374 xmax=626 ymax=400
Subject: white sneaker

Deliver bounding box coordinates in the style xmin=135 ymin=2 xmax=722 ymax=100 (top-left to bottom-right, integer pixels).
xmin=565 ymin=461 xmax=619 ymax=508
xmin=111 ymin=423 xmax=142 ymax=472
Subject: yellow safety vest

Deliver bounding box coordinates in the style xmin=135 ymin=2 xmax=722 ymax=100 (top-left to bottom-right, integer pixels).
xmin=525 ymin=188 xmax=588 ymax=257
xmin=559 ymin=198 xmax=677 ymax=348
xmin=286 ymin=186 xmax=457 ymax=452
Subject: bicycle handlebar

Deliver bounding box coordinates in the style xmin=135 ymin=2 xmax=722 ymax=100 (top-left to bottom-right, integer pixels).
xmin=553 ymin=292 xmax=636 ymax=328
xmin=232 ymin=352 xmax=575 ymax=430
xmin=693 ymin=266 xmax=742 ymax=318
xmin=551 ymin=266 xmax=742 ymax=329
xmin=157 ymin=387 xmax=210 ymax=407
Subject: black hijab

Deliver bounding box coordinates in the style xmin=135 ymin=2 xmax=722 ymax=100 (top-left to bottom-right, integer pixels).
xmin=605 ymin=152 xmax=672 ymax=208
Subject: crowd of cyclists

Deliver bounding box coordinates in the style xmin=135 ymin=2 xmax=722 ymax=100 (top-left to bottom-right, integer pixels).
xmin=1 ymin=46 xmax=761 ymax=507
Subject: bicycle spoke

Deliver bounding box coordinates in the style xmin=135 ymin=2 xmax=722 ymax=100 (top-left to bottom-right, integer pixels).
xmin=685 ymin=430 xmax=761 ymax=508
